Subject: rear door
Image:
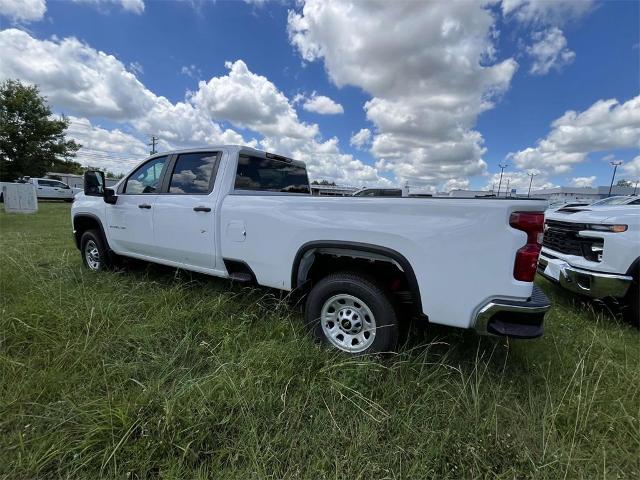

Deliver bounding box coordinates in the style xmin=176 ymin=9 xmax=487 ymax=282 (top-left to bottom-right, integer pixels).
xmin=105 ymin=155 xmax=169 ymax=257
xmin=152 ymin=151 xmax=220 ymax=269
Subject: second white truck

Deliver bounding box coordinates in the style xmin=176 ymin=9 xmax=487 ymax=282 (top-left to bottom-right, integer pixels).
xmin=72 ymin=145 xmax=550 ymax=354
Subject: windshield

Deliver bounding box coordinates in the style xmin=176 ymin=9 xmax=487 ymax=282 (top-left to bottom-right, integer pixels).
xmin=590 ymin=196 xmax=631 ymax=206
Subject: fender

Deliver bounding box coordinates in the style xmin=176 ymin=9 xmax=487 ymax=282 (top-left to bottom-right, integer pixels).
xmin=72 ymin=213 xmax=111 ymax=252
xmin=290 ymin=240 xmax=424 ymax=317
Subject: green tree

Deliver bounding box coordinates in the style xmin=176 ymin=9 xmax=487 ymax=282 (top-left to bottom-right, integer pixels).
xmin=0 ymin=79 xmax=81 ymax=181
xmin=616 ymin=179 xmax=632 ymax=187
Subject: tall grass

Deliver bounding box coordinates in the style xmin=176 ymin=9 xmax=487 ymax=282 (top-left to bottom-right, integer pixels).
xmin=1 ymin=203 xmax=638 ymax=479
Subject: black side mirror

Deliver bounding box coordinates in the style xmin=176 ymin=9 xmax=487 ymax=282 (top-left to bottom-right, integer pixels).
xmin=84 ymin=170 xmax=117 ymax=204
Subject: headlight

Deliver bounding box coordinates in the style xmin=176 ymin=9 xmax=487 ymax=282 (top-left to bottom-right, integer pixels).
xmin=586 ymin=224 xmax=627 ymax=233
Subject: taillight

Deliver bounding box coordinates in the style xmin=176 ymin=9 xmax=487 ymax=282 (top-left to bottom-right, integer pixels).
xmin=510 ymin=211 xmax=544 ymax=282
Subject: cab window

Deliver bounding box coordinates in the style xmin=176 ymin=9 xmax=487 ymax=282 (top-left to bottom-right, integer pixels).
xmin=168 ymin=152 xmax=219 ymax=194
xmin=123 ymin=156 xmax=168 ymax=194
xmin=234 ymin=155 xmax=310 ymax=193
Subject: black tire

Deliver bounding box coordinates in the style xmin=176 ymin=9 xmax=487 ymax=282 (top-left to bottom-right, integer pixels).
xmin=622 ymin=281 xmax=639 ymax=328
xmin=80 ymin=229 xmax=111 ymax=271
xmin=0 ymin=192 xmax=3 ymax=203
xmin=304 ymin=272 xmax=399 ymax=354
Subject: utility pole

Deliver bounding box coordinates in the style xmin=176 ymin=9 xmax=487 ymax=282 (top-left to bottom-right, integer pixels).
xmin=497 ymin=162 xmax=508 ymax=197
xmin=505 ymin=179 xmax=510 ymax=197
xmin=634 ymin=180 xmax=639 ymax=196
xmin=608 ymin=161 xmax=623 ymax=196
xmin=527 ymin=171 xmax=538 ymax=197
xmin=148 ymin=135 xmax=159 ymax=155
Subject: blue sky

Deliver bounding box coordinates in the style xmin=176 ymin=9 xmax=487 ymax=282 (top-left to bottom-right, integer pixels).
xmin=0 ymin=0 xmax=638 ymax=192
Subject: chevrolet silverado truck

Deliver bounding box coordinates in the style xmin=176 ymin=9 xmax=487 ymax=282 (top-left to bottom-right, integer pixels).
xmin=71 ymin=146 xmax=550 ymax=354
xmin=539 ymin=201 xmax=640 ymax=326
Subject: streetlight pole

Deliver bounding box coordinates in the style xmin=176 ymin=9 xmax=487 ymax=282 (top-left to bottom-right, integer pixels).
xmin=505 ymin=179 xmax=510 ymax=197
xmin=608 ymin=161 xmax=623 ymax=196
xmin=527 ymin=171 xmax=538 ymax=197
xmin=497 ymin=162 xmax=508 ymax=197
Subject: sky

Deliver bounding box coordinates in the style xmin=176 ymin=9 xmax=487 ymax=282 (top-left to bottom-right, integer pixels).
xmin=0 ymin=0 xmax=638 ymax=193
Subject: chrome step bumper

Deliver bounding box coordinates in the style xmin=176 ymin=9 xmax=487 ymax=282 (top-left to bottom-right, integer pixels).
xmin=474 ymin=285 xmax=551 ymax=339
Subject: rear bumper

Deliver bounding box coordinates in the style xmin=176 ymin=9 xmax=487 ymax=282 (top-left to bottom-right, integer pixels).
xmin=474 ymin=285 xmax=550 ymax=339
xmin=537 ymin=253 xmax=632 ymax=299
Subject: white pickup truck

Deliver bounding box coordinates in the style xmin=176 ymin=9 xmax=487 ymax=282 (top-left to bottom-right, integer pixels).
xmin=71 ymin=146 xmax=550 ymax=354
xmin=539 ymin=200 xmax=639 ymax=326
xmin=0 ymin=177 xmax=79 ymax=202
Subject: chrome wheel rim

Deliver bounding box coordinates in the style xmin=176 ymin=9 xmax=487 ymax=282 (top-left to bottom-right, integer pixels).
xmin=84 ymin=240 xmax=101 ymax=270
xmin=320 ymin=294 xmax=376 ymax=353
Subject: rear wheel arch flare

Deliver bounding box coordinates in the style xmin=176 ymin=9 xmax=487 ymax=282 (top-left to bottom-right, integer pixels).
xmin=291 ymin=240 xmax=423 ymax=315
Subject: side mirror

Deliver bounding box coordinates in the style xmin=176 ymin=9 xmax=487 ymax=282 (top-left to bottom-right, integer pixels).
xmin=84 ymin=170 xmax=117 ymax=204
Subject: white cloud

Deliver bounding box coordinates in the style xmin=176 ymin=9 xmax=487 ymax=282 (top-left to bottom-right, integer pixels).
xmin=0 ymin=0 xmax=46 ymax=22
xmin=0 ymin=28 xmax=384 ymax=185
xmin=288 ymin=0 xmax=518 ymax=189
xmin=501 ymin=0 xmax=594 ymax=26
xmin=192 ymin=60 xmax=386 ymax=184
xmin=0 ymin=29 xmax=249 ymax=152
xmin=442 ymin=178 xmax=470 ymax=192
xmin=528 ymin=27 xmax=575 ymax=75
xmin=300 ymin=92 xmax=343 ymax=115
xmin=181 ymin=64 xmax=202 ymax=79
xmin=72 ymin=0 xmax=145 ymax=15
xmin=350 ymin=128 xmax=371 ymax=149
xmin=192 ymin=60 xmax=319 ymax=140
xmin=569 ymin=176 xmax=596 ymax=187
xmin=128 ymin=61 xmax=143 ymax=76
xmin=622 ymin=156 xmax=640 ymax=178
xmin=65 ymin=116 xmax=149 ymax=174
xmin=484 ymin=170 xmax=555 ymax=194
xmin=509 ymin=96 xmax=640 ymax=175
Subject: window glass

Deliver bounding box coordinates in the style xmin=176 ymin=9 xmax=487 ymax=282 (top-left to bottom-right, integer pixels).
xmin=235 ymin=155 xmax=310 ymax=193
xmin=169 ymin=152 xmax=218 ymax=194
xmin=53 ymin=181 xmax=69 ymax=189
xmin=124 ymin=156 xmax=168 ymax=194
xmin=38 ymin=180 xmax=56 ymax=187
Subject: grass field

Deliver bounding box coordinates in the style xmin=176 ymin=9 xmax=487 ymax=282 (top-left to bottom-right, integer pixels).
xmin=1 ymin=203 xmax=638 ymax=479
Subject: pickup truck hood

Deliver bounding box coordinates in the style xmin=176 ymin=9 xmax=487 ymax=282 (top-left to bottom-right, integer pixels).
xmin=546 ymin=206 xmax=640 ymax=224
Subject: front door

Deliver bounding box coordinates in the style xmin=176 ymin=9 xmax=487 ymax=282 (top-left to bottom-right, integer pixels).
xmin=105 ymin=155 xmax=169 ymax=257
xmin=152 ymin=151 xmax=220 ymax=270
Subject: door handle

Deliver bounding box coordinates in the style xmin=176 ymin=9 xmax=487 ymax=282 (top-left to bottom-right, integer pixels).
xmin=138 ymin=203 xmax=152 ymax=209
xmin=193 ymin=206 xmax=211 ymax=212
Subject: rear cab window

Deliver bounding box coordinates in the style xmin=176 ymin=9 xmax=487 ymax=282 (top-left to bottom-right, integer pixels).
xmin=235 ymin=155 xmax=310 ymax=194
xmin=168 ymin=152 xmax=219 ymax=194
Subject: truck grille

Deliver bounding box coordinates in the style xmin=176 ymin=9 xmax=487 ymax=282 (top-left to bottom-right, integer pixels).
xmin=542 ymin=220 xmax=595 ymax=258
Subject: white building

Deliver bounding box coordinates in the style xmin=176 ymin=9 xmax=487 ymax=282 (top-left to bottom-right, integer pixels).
xmin=530 ymin=186 xmax=637 ymax=203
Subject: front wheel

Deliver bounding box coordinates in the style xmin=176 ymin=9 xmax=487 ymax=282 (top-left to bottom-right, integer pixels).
xmin=80 ymin=230 xmax=110 ymax=271
xmin=304 ymin=272 xmax=399 ymax=354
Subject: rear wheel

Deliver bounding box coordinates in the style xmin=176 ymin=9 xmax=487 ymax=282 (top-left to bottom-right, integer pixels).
xmin=80 ymin=230 xmax=110 ymax=271
xmin=304 ymin=272 xmax=399 ymax=354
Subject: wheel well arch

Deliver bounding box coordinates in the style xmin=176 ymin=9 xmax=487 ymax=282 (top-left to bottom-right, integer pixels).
xmin=291 ymin=241 xmax=423 ymax=317
xmin=73 ymin=214 xmax=109 ymax=251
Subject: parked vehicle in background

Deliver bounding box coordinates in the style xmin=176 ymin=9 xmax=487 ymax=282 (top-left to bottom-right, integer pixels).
xmin=588 ymin=195 xmax=640 ymax=207
xmin=539 ymin=202 xmax=640 ymax=326
xmin=547 ymin=200 xmax=592 ymax=212
xmin=352 ymin=187 xmax=403 ymax=197
xmin=352 ymin=187 xmax=433 ymax=198
xmin=72 ymin=145 xmax=550 ymax=354
xmin=0 ymin=177 xmax=80 ymax=202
